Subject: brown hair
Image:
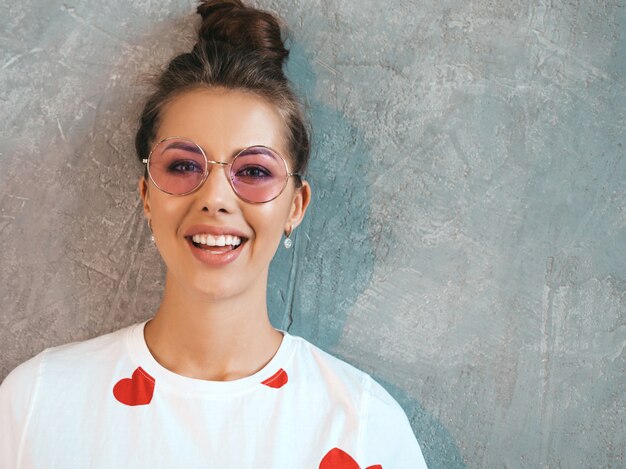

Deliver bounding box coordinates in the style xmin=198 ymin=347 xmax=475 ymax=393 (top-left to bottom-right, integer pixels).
xmin=135 ymin=0 xmax=310 ymax=178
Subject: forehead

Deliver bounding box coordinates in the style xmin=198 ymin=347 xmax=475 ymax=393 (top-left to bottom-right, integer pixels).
xmin=156 ymin=87 xmax=287 ymax=156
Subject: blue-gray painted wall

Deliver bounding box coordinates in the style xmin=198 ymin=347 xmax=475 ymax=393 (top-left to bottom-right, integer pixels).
xmin=1 ymin=1 xmax=624 ymax=467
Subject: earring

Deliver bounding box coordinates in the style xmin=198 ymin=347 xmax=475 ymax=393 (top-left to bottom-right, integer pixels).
xmin=283 ymin=224 xmax=293 ymax=249
xmin=148 ymin=220 xmax=155 ymax=243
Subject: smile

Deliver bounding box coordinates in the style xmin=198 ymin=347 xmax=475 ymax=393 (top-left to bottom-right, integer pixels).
xmin=191 ymin=234 xmax=242 ymax=248
xmin=184 ymin=225 xmax=248 ymax=266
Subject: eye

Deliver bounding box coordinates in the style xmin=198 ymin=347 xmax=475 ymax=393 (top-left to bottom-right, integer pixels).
xmin=235 ymin=165 xmax=272 ymax=179
xmin=168 ymin=159 xmax=204 ymax=174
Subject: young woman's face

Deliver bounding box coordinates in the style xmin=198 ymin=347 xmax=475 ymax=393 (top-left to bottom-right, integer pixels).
xmin=139 ymin=87 xmax=310 ymax=300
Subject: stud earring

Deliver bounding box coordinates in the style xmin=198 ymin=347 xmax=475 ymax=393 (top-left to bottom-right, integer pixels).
xmin=283 ymin=224 xmax=293 ymax=249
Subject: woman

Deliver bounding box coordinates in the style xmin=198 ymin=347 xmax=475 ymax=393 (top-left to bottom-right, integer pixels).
xmin=0 ymin=1 xmax=427 ymax=467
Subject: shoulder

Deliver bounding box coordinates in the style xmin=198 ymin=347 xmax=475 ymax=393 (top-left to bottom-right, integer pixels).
xmin=288 ymin=334 xmax=407 ymax=418
xmin=287 ymin=335 xmax=428 ymax=467
xmin=1 ymin=323 xmax=139 ymax=396
xmin=47 ymin=323 xmax=136 ymax=357
xmin=288 ymin=334 xmax=374 ymax=392
xmin=0 ymin=347 xmax=46 ymax=417
xmin=0 ymin=323 xmax=140 ymax=465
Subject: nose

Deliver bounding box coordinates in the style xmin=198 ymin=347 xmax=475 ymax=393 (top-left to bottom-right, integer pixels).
xmin=194 ymin=161 xmax=237 ymax=214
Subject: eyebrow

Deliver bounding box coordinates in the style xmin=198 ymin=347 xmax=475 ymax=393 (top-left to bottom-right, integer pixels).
xmin=161 ymin=140 xmax=282 ymax=162
xmin=163 ymin=141 xmax=204 ymax=154
xmin=236 ymin=146 xmax=280 ymax=159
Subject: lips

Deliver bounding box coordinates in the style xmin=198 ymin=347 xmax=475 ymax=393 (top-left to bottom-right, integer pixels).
xmin=183 ymin=224 xmax=248 ymax=266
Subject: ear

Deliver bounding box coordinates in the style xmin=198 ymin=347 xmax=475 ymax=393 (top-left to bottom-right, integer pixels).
xmin=286 ymin=180 xmax=311 ymax=231
xmin=138 ymin=177 xmax=151 ymax=220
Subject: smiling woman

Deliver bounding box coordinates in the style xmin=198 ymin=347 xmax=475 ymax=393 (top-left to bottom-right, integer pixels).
xmin=140 ymin=88 xmax=303 ymax=302
xmin=0 ymin=1 xmax=426 ymax=468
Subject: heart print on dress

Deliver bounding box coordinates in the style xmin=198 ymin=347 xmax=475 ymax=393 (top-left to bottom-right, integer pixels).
xmin=261 ymin=368 xmax=288 ymax=388
xmin=113 ymin=367 xmax=155 ymax=406
xmin=319 ymin=447 xmax=382 ymax=469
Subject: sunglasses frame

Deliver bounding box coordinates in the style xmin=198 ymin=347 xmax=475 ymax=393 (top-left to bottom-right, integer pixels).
xmin=142 ymin=136 xmax=302 ymax=204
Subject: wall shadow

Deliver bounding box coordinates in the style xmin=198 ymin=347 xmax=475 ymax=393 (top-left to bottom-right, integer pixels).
xmin=268 ymin=39 xmax=464 ymax=467
xmin=268 ymin=40 xmax=375 ymax=349
xmin=378 ymin=376 xmax=466 ymax=469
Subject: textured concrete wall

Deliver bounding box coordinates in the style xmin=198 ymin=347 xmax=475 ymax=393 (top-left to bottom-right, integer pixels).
xmin=1 ymin=1 xmax=624 ymax=467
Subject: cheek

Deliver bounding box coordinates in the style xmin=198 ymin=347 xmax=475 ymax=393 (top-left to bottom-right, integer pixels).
xmin=247 ymin=200 xmax=292 ymax=238
xmin=150 ymin=193 xmax=190 ymax=232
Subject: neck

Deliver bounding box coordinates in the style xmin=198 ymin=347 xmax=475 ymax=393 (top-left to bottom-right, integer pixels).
xmin=144 ymin=270 xmax=283 ymax=381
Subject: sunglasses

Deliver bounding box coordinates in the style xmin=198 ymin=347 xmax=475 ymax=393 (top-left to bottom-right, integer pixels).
xmin=143 ymin=137 xmax=301 ymax=203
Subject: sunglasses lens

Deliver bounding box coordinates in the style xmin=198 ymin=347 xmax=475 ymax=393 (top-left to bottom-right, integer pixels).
xmin=230 ymin=147 xmax=288 ymax=203
xmin=148 ymin=139 xmax=206 ymax=195
xmin=147 ymin=140 xmax=291 ymax=202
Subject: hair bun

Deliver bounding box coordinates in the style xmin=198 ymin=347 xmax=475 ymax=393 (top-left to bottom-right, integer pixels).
xmin=196 ymin=0 xmax=289 ymax=67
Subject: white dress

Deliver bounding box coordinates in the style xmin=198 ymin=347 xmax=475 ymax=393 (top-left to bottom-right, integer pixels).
xmin=0 ymin=322 xmax=427 ymax=468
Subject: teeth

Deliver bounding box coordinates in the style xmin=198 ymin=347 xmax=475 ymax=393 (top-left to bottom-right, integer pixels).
xmin=191 ymin=234 xmax=242 ymax=246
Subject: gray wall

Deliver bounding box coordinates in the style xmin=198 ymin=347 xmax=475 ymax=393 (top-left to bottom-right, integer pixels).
xmin=1 ymin=1 xmax=624 ymax=467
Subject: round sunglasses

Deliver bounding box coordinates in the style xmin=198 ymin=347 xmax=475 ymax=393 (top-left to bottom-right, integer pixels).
xmin=143 ymin=137 xmax=301 ymax=203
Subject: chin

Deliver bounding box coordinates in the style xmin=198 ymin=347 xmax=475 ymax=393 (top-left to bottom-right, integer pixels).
xmin=180 ymin=267 xmax=266 ymax=302
xmin=186 ymin=275 xmax=244 ymax=301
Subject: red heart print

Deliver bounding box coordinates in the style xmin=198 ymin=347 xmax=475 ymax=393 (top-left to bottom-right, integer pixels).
xmin=319 ymin=448 xmax=382 ymax=469
xmin=261 ymin=368 xmax=288 ymax=388
xmin=113 ymin=367 xmax=155 ymax=406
